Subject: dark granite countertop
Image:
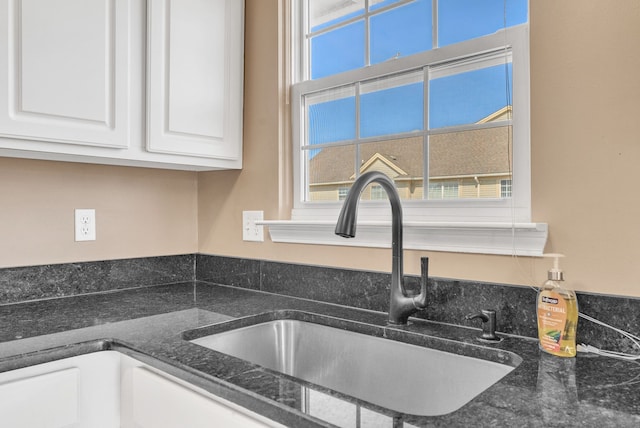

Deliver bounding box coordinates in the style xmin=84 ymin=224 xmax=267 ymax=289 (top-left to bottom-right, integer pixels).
xmin=1 ymin=282 xmax=639 ymax=427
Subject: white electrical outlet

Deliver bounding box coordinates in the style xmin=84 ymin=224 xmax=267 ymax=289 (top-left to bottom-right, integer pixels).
xmin=242 ymin=211 xmax=264 ymax=242
xmin=75 ymin=209 xmax=96 ymax=241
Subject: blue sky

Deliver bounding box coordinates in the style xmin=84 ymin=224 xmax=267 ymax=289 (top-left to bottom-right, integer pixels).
xmin=311 ymin=0 xmax=527 ymax=78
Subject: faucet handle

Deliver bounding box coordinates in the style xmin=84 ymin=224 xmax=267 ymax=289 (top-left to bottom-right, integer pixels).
xmin=420 ymin=257 xmax=429 ymax=291
xmin=411 ymin=257 xmax=429 ymax=310
xmin=466 ymin=309 xmax=501 ymax=342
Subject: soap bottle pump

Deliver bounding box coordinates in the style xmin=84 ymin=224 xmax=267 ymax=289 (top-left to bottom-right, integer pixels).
xmin=537 ymin=254 xmax=579 ymax=357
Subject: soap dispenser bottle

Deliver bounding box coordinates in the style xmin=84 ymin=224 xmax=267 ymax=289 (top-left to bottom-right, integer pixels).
xmin=537 ymin=254 xmax=579 ymax=357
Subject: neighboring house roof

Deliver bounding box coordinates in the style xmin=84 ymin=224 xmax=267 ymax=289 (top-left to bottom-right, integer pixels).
xmin=308 ymin=137 xmax=423 ymax=184
xmin=477 ymin=106 xmax=512 ymax=124
xmin=350 ymin=152 xmax=409 ymax=180
xmin=309 ymin=123 xmax=512 ymax=184
xmin=429 ymin=126 xmax=512 ymax=178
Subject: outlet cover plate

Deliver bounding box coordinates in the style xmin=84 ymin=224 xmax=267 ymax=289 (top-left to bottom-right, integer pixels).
xmin=242 ymin=211 xmax=264 ymax=242
xmin=75 ymin=209 xmax=96 ymax=241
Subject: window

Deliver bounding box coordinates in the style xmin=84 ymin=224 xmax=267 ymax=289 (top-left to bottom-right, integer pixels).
xmin=501 ymin=179 xmax=513 ymax=198
xmin=338 ymin=187 xmax=350 ymax=200
xmin=428 ymin=181 xmax=459 ymax=200
xmin=267 ymin=0 xmax=546 ymax=256
xmin=370 ymin=184 xmax=387 ymax=200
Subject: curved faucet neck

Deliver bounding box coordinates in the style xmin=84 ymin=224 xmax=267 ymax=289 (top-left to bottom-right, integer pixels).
xmin=335 ymin=172 xmax=412 ymax=322
xmin=334 ymin=170 xmax=403 ymax=266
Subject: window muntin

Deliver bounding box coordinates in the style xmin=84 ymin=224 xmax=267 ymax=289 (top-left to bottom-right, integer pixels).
xmin=293 ymin=0 xmax=530 ymax=224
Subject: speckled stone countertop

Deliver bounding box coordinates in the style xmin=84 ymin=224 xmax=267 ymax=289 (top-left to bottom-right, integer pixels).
xmin=1 ymin=282 xmax=639 ymax=427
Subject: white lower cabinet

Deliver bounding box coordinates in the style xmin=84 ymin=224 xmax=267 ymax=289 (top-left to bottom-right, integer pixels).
xmin=0 ymin=352 xmax=121 ymax=428
xmin=0 ymin=368 xmax=82 ymax=428
xmin=0 ymin=0 xmax=243 ymax=171
xmin=124 ymin=366 xmax=279 ymax=428
xmin=0 ymin=351 xmax=283 ymax=428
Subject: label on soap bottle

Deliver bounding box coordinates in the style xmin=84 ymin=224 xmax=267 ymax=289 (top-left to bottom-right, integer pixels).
xmin=537 ymin=289 xmax=568 ymax=353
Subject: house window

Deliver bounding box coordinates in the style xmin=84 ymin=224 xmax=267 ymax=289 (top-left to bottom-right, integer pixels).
xmin=428 ymin=181 xmax=459 ymax=200
xmin=338 ymin=187 xmax=350 ymax=200
xmin=370 ymin=184 xmax=387 ymax=200
xmin=501 ymin=179 xmax=513 ymax=198
xmin=292 ymin=0 xmax=530 ymax=225
xmin=271 ymin=1 xmax=544 ymax=256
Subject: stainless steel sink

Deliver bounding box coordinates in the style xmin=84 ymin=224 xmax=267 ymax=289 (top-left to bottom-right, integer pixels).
xmin=186 ymin=311 xmax=521 ymax=416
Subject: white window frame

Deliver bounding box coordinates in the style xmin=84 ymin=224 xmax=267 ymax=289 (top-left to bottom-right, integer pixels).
xmin=262 ymin=3 xmax=547 ymax=256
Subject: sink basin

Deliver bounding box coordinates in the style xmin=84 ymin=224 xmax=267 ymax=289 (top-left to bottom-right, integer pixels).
xmin=186 ymin=311 xmax=521 ymax=416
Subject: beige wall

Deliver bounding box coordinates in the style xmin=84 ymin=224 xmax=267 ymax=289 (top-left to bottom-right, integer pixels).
xmin=0 ymin=158 xmax=198 ymax=268
xmin=2 ymin=1 xmax=639 ymax=298
xmin=199 ymin=0 xmax=640 ymax=297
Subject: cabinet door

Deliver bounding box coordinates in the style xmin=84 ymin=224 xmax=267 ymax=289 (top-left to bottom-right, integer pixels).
xmin=0 ymin=0 xmax=135 ymax=148
xmin=0 ymin=352 xmax=121 ymax=428
xmin=0 ymin=367 xmax=79 ymax=428
xmin=146 ymin=0 xmax=243 ymax=161
xmin=127 ymin=367 xmax=282 ymax=428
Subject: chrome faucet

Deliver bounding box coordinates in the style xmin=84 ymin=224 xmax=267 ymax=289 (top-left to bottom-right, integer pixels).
xmin=335 ymin=171 xmax=428 ymax=325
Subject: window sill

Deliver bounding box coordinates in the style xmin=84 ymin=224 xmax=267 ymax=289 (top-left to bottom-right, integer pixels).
xmin=259 ymin=220 xmax=548 ymax=256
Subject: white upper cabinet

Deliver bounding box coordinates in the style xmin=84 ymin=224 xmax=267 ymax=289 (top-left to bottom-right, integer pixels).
xmin=147 ymin=0 xmax=243 ymax=161
xmin=0 ymin=0 xmax=244 ymax=170
xmin=0 ymin=0 xmax=134 ymax=148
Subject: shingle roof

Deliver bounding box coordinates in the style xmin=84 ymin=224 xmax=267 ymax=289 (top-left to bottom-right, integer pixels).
xmin=430 ymin=127 xmax=512 ymax=178
xmin=308 ymin=126 xmax=512 ymax=183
